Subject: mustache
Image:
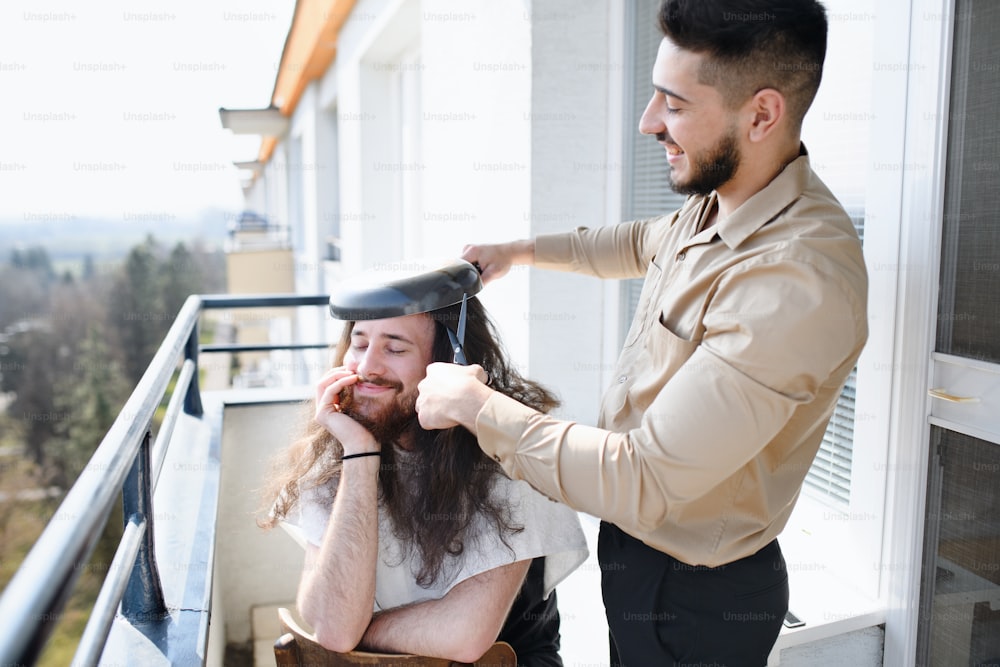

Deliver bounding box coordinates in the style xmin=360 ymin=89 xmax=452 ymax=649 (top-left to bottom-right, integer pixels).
xmin=354 ymin=375 xmax=403 ymax=390
xmin=338 ymin=375 xmax=403 ymax=414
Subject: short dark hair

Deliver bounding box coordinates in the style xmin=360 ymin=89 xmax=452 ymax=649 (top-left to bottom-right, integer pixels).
xmin=658 ymin=0 xmax=828 ymax=131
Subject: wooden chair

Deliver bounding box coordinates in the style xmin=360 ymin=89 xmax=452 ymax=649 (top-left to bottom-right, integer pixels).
xmin=273 ymin=607 xmax=517 ymax=666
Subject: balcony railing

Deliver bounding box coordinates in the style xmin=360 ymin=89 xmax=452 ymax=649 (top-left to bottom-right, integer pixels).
xmin=0 ymin=294 xmax=330 ymax=667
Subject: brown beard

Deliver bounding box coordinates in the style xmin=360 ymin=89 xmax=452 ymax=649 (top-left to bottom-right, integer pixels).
xmin=340 ymin=381 xmax=418 ymax=446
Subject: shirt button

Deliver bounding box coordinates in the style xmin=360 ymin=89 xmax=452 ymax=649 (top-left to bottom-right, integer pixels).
xmin=493 ymin=454 xmax=502 ymax=462
xmin=677 ymin=251 xmax=686 ymax=261
xmin=617 ymin=375 xmax=627 ymax=384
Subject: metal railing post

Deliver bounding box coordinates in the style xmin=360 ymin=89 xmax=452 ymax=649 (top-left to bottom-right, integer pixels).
xmin=183 ymin=297 xmax=203 ymax=417
xmin=121 ymin=428 xmax=167 ymax=623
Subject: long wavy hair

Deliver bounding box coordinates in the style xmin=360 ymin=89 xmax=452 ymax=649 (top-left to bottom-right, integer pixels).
xmin=260 ymin=296 xmax=559 ymax=587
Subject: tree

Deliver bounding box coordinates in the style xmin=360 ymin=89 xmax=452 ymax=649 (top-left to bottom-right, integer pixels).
xmin=107 ymin=237 xmax=167 ymax=385
xmin=161 ymin=242 xmax=201 ymax=320
xmin=81 ymin=254 xmax=96 ymax=282
xmin=10 ymin=246 xmax=55 ymax=276
xmin=52 ymin=326 xmax=129 ymax=487
xmin=0 ymin=323 xmax=61 ymax=468
xmin=0 ymin=253 xmax=113 ymax=472
xmin=106 ymin=236 xmax=224 ymax=386
xmin=1 ymin=235 xmax=221 ymax=478
xmin=0 ymin=246 xmax=56 ymax=331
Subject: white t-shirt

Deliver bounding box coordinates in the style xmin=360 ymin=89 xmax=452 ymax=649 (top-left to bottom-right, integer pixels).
xmin=282 ymin=459 xmax=589 ymax=612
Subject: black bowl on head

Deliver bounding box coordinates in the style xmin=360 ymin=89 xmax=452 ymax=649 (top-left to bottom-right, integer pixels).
xmin=328 ymin=258 xmax=483 ymax=321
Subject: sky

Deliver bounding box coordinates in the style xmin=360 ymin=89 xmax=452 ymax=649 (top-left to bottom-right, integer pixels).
xmin=0 ymin=0 xmax=295 ymax=223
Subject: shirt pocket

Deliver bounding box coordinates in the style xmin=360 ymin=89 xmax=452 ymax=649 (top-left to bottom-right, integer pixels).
xmin=632 ymin=317 xmax=700 ymax=411
xmin=606 ymin=317 xmax=700 ymax=430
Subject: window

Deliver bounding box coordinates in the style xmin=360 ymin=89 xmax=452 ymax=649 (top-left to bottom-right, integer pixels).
xmin=320 ymin=105 xmax=341 ymax=263
xmin=620 ymin=0 xmax=684 ymax=341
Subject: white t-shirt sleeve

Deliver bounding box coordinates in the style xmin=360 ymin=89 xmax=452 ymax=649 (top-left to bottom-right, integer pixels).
xmin=279 ymin=478 xmax=336 ymax=549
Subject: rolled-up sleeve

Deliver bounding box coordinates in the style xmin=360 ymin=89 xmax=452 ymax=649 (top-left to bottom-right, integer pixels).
xmin=535 ymin=216 xmax=670 ymax=279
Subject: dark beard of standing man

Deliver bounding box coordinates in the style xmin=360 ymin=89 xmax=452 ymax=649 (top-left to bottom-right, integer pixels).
xmin=661 ymin=126 xmax=742 ymax=196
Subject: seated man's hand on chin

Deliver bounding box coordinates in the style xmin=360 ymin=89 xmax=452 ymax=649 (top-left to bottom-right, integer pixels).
xmin=312 ymin=366 xmax=378 ymax=455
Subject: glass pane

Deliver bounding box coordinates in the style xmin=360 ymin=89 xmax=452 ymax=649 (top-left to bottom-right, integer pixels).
xmin=622 ymin=0 xmax=687 ymax=223
xmin=918 ymin=427 xmax=1000 ymax=665
xmin=936 ymin=0 xmax=1000 ymax=363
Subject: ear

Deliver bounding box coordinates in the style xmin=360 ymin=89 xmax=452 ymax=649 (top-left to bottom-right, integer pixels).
xmin=746 ymin=88 xmax=785 ymax=143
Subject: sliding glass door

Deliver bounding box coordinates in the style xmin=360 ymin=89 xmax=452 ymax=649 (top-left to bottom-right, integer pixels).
xmin=917 ymin=1 xmax=1000 ymax=663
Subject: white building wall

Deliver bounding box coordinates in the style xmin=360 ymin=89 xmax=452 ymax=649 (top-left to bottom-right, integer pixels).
xmin=241 ymin=177 xmax=266 ymax=218
xmin=264 ymin=143 xmax=288 ymax=233
xmin=261 ymin=0 xmax=616 ymax=416
xmin=291 ymin=86 xmax=321 ymax=296
xmin=319 ymin=0 xmax=537 ymax=369
xmin=526 ymin=0 xmax=618 ymax=424
xmin=331 ymin=0 xmax=416 ymax=277
xmin=418 ymin=1 xmax=533 ymax=366
xmin=215 ymin=401 xmax=309 ymax=646
xmin=287 ymin=85 xmax=333 ymax=382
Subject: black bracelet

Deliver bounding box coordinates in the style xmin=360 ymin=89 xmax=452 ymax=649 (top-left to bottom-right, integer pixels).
xmin=341 ymin=451 xmax=382 ymax=461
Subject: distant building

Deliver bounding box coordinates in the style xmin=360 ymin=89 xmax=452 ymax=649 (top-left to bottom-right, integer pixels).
xmin=223 ymin=211 xmax=296 ymax=387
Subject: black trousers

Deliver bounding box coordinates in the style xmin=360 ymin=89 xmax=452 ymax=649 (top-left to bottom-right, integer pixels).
xmin=599 ymin=522 xmax=788 ymax=667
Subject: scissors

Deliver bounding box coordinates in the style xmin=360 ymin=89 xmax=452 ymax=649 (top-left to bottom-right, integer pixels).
xmin=447 ymin=293 xmax=470 ymax=365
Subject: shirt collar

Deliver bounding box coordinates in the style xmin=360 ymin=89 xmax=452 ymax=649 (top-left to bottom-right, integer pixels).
xmin=715 ymin=144 xmax=811 ymax=250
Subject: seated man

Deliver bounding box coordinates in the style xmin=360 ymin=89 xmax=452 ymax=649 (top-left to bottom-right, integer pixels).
xmin=261 ymin=294 xmax=588 ymax=664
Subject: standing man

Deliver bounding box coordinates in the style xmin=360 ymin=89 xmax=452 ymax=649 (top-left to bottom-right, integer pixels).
xmin=415 ymin=1 xmax=868 ymax=665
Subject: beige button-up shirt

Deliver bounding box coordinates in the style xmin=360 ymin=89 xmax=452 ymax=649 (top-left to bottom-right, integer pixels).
xmin=476 ymin=152 xmax=868 ymax=567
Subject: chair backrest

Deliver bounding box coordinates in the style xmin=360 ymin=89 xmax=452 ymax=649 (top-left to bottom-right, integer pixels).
xmin=273 ymin=607 xmax=517 ymax=667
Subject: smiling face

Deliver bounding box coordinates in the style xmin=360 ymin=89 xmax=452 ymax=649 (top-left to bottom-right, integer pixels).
xmin=639 ymin=37 xmax=743 ymax=197
xmin=340 ymin=314 xmax=436 ymax=445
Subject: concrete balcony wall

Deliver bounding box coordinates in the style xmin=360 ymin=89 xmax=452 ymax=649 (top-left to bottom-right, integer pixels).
xmin=213 ymin=396 xmax=309 ymax=650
